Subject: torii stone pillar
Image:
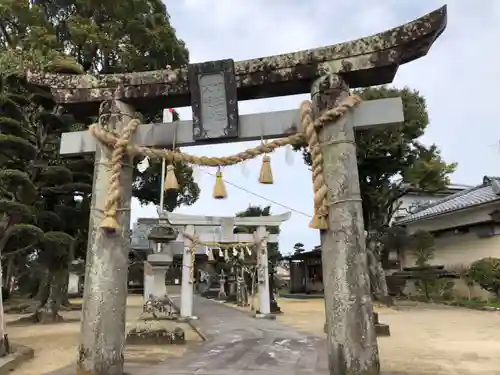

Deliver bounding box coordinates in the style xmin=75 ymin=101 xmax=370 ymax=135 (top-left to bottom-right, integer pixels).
xmin=255 ymin=225 xmax=271 ymax=317
xmin=312 ymin=74 xmax=378 ymax=374
xmin=180 ymin=224 xmax=195 ymax=318
xmin=79 ymin=100 xmax=135 ymax=375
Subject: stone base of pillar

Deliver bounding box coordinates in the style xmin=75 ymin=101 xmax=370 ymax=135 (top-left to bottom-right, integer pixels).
xmin=270 ymin=301 xmax=282 ymax=314
xmin=323 ymin=312 xmax=391 ymax=337
xmin=254 ymin=312 xmax=276 ymax=320
xmin=373 ymin=311 xmax=391 ymax=337
xmin=216 ymin=292 xmax=227 ymax=301
xmin=177 ymin=316 xmax=198 ymax=322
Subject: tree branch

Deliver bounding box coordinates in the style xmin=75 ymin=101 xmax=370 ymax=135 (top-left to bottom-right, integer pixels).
xmin=2 ymin=244 xmax=34 ymax=259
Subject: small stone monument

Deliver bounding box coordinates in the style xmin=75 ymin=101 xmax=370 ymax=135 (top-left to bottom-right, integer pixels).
xmin=227 ymin=267 xmax=237 ymax=302
xmin=217 ymin=270 xmax=227 ymax=300
xmin=236 ymin=271 xmax=248 ymax=307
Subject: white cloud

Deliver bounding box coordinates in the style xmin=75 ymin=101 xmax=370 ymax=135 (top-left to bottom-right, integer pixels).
xmin=132 ymin=1 xmax=500 ymax=254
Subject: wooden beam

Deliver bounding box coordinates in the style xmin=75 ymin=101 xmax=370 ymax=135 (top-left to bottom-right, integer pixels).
xmin=59 ymin=98 xmax=403 ymax=156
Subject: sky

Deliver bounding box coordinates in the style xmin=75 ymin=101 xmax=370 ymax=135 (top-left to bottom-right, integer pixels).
xmin=131 ymin=0 xmax=500 ymax=255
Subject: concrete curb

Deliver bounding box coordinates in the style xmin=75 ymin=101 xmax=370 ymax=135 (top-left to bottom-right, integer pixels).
xmin=166 ymin=296 xmax=207 ymax=342
xmin=0 ymin=344 xmax=34 ymax=375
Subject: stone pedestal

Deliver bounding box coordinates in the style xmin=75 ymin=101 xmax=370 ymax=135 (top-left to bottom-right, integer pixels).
xmin=143 ymin=261 xmax=154 ymax=299
xmin=373 ymin=311 xmax=391 ymax=337
xmin=146 ymin=241 xmax=183 ymax=300
xmin=146 ymin=253 xmax=171 ymax=299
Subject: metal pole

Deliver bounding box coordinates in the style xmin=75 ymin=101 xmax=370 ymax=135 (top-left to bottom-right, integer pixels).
xmin=157 ymin=109 xmax=173 ymax=253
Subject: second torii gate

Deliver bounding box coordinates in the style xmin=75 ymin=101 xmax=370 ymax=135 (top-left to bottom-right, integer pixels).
xmin=163 ymin=211 xmax=291 ymax=318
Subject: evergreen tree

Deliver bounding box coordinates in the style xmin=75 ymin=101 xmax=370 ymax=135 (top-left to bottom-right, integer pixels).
xmin=294 ymin=86 xmax=456 ymax=303
xmin=23 ymin=0 xmax=200 ymax=211
xmin=296 ymin=86 xmax=456 ymax=229
xmin=29 ymin=69 xmax=92 ymax=320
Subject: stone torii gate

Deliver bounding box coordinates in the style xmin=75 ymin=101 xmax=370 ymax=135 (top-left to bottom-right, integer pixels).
xmin=26 ymin=6 xmax=446 ymax=375
xmin=164 ymin=211 xmax=290 ymax=319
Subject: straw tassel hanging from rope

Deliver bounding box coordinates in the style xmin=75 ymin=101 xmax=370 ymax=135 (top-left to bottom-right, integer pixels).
xmin=164 ymin=164 xmax=179 ymax=192
xmin=213 ymin=167 xmax=228 ymax=199
xmin=259 ymin=154 xmax=273 ymax=184
xmin=164 ymin=118 xmax=179 ymax=193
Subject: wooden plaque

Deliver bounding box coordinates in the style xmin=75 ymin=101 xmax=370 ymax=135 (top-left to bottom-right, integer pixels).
xmin=188 ymin=59 xmax=239 ymax=141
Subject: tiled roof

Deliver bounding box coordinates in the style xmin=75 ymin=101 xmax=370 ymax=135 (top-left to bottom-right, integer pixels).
xmin=396 ymin=176 xmax=500 ymax=225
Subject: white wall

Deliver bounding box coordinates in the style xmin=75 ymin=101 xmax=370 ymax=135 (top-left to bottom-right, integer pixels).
xmin=403 ymin=231 xmax=500 ymax=269
xmin=402 ymin=205 xmax=500 ymax=300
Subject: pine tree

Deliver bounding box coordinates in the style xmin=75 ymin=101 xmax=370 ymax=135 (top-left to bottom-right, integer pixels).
xmin=0 ymin=74 xmax=44 ymax=352
xmin=27 ymin=61 xmax=91 ymax=321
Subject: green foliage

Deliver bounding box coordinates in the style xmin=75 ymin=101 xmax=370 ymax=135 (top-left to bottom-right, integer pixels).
xmin=0 ymin=169 xmax=37 ymax=203
xmin=133 ymin=159 xmax=200 ymax=212
xmin=451 ymin=264 xmax=475 ymax=300
xmin=293 ymin=242 xmax=305 ymax=255
xmin=469 ymin=257 xmax=500 ymax=298
xmin=30 ymin=0 xmax=189 ymax=74
xmin=0 ymin=200 xmax=33 ymax=220
xmin=0 ymin=51 xmax=90 ymax=307
xmin=0 ymin=0 xmax=199 ymax=222
xmin=3 ymin=1 xmax=198 ymax=213
xmin=294 ymin=86 xmax=456 ymax=230
xmin=2 ymin=224 xmax=44 ymax=251
xmin=411 ymin=230 xmax=436 ymax=267
xmin=409 ymin=230 xmax=453 ymax=301
xmin=40 ymin=231 xmax=75 ymax=271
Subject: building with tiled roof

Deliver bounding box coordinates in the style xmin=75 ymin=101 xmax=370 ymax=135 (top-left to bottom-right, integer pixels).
xmin=396 ymin=176 xmax=500 ymax=228
xmin=395 ymin=176 xmax=500 ymax=300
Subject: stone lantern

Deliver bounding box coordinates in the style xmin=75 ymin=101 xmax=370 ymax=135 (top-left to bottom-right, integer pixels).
xmin=144 ymin=221 xmax=182 ymax=299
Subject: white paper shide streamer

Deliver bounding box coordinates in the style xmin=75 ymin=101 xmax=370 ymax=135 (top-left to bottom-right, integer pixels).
xmin=285 ymin=145 xmax=294 ymax=166
xmin=191 ymin=164 xmax=201 ymax=184
xmin=137 ymin=156 xmax=150 ymax=172
xmin=239 ymin=160 xmax=250 ymax=178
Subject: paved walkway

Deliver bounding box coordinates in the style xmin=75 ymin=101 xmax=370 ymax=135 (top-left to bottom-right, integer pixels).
xmin=147 ymin=295 xmax=328 ymax=375
xmin=49 ymin=295 xmax=402 ymax=375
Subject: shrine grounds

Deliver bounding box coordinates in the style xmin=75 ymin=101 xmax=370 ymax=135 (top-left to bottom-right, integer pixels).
xmin=4 ymin=296 xmax=202 ymax=375
xmin=3 ymin=294 xmax=500 ymax=375
xmin=230 ymin=296 xmax=500 ymax=375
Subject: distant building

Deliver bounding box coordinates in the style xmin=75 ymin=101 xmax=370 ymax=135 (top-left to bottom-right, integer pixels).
xmin=282 ymin=184 xmax=473 ymax=296
xmin=396 ymin=176 xmax=500 ymax=299
xmin=391 ymin=183 xmax=472 ymax=222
